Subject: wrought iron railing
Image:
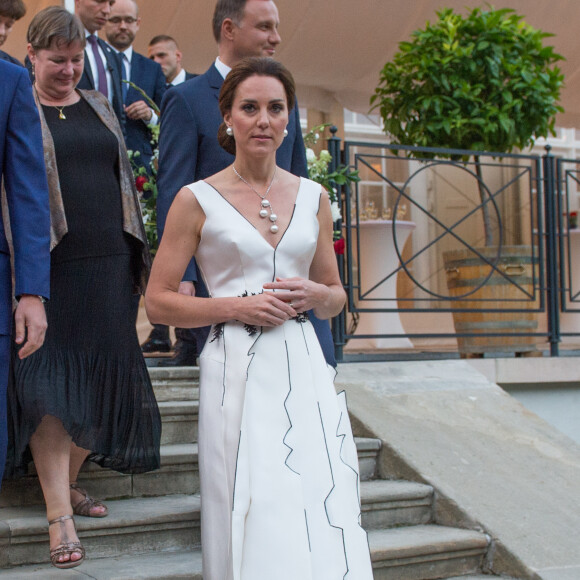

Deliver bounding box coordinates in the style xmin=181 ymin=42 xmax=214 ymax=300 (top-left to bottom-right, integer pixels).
xmin=328 ymin=130 xmax=580 ymax=361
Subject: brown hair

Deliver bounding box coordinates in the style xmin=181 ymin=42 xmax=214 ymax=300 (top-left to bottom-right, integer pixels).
xmin=217 ymin=56 xmax=296 ymax=155
xmin=148 ymin=34 xmax=178 ymax=49
xmin=0 ymin=0 xmax=26 ymax=21
xmin=27 ymin=6 xmax=85 ymax=52
xmin=212 ymin=0 xmax=247 ymax=43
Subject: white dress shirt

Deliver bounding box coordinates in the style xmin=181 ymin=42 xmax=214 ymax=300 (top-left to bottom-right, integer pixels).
xmin=118 ymin=45 xmax=158 ymax=126
xmin=215 ymin=56 xmax=231 ymax=80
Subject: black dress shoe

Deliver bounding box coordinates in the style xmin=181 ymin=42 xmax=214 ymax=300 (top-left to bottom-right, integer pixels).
xmin=158 ymin=339 xmax=198 ymax=366
xmin=141 ymin=325 xmax=172 ymax=353
xmin=141 ymin=337 xmax=172 ymax=353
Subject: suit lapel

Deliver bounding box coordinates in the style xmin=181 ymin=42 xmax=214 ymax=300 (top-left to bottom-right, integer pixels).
xmin=98 ymin=38 xmax=125 ymax=129
xmin=206 ymin=64 xmax=223 ymax=101
xmin=129 ymin=52 xmax=143 ymax=99
xmin=130 ymin=52 xmax=140 ymax=83
xmin=82 ymin=50 xmax=95 ymax=88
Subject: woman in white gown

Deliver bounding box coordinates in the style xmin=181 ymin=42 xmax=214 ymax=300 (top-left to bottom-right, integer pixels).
xmin=146 ymin=57 xmax=372 ymax=580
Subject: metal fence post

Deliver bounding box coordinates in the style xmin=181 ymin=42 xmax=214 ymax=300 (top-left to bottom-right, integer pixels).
xmin=327 ymin=126 xmax=345 ymax=362
xmin=543 ymin=145 xmax=560 ymax=356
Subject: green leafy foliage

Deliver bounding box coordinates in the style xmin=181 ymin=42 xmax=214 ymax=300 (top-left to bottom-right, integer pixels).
xmin=128 ymin=123 xmax=159 ymax=255
xmin=371 ymin=6 xmax=565 ymax=156
xmin=303 ymin=124 xmax=360 ymax=203
xmin=304 ymin=124 xmax=360 ymax=242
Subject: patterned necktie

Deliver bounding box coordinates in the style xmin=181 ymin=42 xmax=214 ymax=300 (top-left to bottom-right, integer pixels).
xmin=87 ymin=35 xmax=108 ymax=99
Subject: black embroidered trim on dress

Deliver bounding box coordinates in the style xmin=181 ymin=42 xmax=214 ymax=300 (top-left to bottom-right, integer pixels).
xmin=210 ymin=291 xmax=306 ymax=339
xmin=243 ymin=323 xmax=258 ymax=336
xmin=294 ymin=312 xmax=309 ymax=323
xmin=210 ymin=322 xmax=225 ymax=343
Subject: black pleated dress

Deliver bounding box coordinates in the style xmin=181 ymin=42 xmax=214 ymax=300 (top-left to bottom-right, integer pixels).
xmin=4 ymin=99 xmax=161 ymax=478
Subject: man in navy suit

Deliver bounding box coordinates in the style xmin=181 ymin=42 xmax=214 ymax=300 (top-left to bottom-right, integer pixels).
xmin=0 ymin=60 xmax=50 ymax=487
xmin=0 ymin=0 xmax=26 ymax=65
xmin=156 ymin=0 xmax=336 ymax=368
xmin=148 ymin=35 xmax=196 ymax=88
xmin=104 ymin=0 xmax=165 ymax=172
xmin=75 ymin=0 xmax=125 ymax=128
xmin=143 ymin=37 xmax=198 ymax=355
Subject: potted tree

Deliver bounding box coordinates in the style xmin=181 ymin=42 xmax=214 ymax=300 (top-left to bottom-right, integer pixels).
xmin=371 ymin=6 xmax=564 ymax=355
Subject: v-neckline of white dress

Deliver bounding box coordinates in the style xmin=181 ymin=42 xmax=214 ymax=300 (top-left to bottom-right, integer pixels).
xmin=202 ymin=177 xmax=304 ymax=251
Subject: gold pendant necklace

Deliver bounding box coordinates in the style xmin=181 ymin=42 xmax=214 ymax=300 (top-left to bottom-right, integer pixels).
xmin=54 ymin=105 xmax=66 ymax=120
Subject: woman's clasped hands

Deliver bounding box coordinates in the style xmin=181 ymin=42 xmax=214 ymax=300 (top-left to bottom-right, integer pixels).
xmin=234 ymin=276 xmax=329 ymax=328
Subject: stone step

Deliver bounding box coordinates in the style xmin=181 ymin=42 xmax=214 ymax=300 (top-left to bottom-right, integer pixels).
xmin=361 ymin=480 xmax=433 ymax=529
xmin=0 ymin=481 xmax=432 ymax=571
xmin=356 ymin=436 xmax=381 ymax=480
xmin=1 ymin=478 xmax=432 ymax=539
xmin=0 ymin=550 xmax=203 ymax=579
xmin=448 ymin=576 xmax=518 ymax=579
xmin=0 ymin=437 xmax=380 ymax=508
xmin=0 ymin=495 xmax=200 ymax=569
xmin=149 ymin=367 xmax=199 ymax=402
xmin=0 ymin=444 xmax=199 ymax=508
xmin=369 ymin=525 xmax=489 ymax=580
xmin=0 ymin=524 xmax=488 ymax=578
xmin=159 ymin=400 xmax=198 ymax=445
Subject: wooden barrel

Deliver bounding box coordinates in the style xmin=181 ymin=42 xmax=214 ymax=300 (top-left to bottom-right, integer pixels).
xmin=443 ymin=245 xmax=539 ymax=355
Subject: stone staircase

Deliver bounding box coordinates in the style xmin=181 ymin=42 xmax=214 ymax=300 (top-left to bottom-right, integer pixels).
xmin=0 ymin=367 xmax=508 ymax=579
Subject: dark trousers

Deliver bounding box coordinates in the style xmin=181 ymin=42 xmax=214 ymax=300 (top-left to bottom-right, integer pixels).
xmin=0 ymin=335 xmax=10 ymax=488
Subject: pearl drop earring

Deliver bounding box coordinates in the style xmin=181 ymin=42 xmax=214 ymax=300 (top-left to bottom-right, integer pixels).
xmin=226 ymin=126 xmax=233 ymax=136
xmin=283 ymin=128 xmax=288 ymax=137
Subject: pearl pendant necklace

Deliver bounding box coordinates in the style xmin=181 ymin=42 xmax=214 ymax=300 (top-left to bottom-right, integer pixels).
xmin=232 ymin=165 xmax=279 ymax=233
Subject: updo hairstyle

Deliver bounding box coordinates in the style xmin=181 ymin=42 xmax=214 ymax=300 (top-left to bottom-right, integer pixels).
xmin=27 ymin=5 xmax=85 ymax=52
xmin=217 ymin=57 xmax=296 ymax=155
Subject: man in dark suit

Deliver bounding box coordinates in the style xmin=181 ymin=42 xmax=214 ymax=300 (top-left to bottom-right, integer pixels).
xmin=142 ymin=37 xmax=196 ymax=354
xmin=148 ymin=35 xmax=196 ymax=88
xmin=75 ymin=0 xmax=125 ymax=128
xmin=156 ymin=0 xmax=336 ymax=368
xmin=0 ymin=0 xmax=26 ymax=65
xmin=104 ymin=0 xmax=165 ymax=172
xmin=0 ymin=60 xmax=50 ymax=486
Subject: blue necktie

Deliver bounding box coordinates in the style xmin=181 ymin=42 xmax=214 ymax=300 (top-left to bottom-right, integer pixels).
xmin=87 ymin=35 xmax=108 ymax=99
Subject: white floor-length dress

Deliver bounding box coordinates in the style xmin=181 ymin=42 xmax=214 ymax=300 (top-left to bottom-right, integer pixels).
xmin=190 ymin=177 xmax=373 ymax=580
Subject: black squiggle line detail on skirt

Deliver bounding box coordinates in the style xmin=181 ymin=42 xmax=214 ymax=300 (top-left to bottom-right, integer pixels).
xmin=318 ymin=403 xmax=349 ymax=580
xmin=304 ymin=509 xmax=312 ymax=552
xmin=231 ymin=428 xmax=243 ymax=511
xmin=210 ymin=322 xmax=224 ymax=343
xmin=335 ymin=406 xmax=362 ymax=515
xmin=299 ymin=320 xmax=310 ymax=356
xmin=282 ymin=339 xmax=300 ymax=476
xmin=231 ymin=325 xmax=264 ymax=510
xmin=220 ymin=327 xmax=227 ymax=406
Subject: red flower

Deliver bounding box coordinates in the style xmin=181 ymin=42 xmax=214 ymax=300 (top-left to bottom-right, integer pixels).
xmin=135 ymin=175 xmax=148 ymax=192
xmin=334 ymin=237 xmax=345 ymax=255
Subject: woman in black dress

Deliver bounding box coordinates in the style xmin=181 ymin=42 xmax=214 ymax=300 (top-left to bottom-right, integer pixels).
xmin=5 ymin=7 xmax=161 ymax=569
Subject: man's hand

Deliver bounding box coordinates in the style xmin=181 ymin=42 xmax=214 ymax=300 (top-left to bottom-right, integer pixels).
xmin=14 ymin=295 xmax=47 ymax=359
xmin=124 ymin=100 xmax=153 ymax=122
xmin=178 ymin=281 xmax=196 ymax=297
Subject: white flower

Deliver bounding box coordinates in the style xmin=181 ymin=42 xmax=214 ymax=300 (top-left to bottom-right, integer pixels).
xmin=319 ymin=150 xmax=331 ymax=163
xmin=306 ymin=147 xmax=316 ymax=162
xmin=330 ymin=200 xmax=342 ymax=222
